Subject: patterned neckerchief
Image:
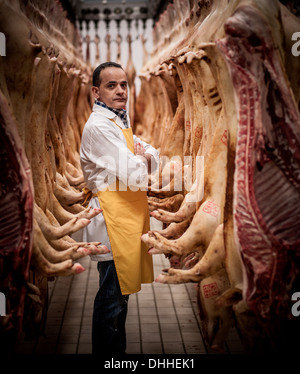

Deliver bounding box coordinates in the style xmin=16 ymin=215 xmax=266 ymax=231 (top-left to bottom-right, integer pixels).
xmin=95 ymin=100 xmax=129 ymax=128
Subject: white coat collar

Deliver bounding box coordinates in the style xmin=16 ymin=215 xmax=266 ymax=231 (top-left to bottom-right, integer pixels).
xmin=92 ymin=102 xmax=131 ymax=129
xmin=92 ymin=102 xmax=116 ymax=119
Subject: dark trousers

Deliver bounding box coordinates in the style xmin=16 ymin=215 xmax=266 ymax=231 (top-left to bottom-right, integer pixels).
xmin=92 ymin=260 xmax=129 ymax=355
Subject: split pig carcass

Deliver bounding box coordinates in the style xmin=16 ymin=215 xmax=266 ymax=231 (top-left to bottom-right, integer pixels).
xmin=139 ymin=0 xmax=300 ymax=353
xmin=0 ymin=0 xmax=109 ymax=350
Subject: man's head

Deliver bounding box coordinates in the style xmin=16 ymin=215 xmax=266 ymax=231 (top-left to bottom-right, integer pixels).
xmin=92 ymin=62 xmax=128 ymax=110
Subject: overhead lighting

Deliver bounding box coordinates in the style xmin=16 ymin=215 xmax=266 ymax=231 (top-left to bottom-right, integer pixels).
xmin=103 ymin=8 xmax=111 ymax=15
xmin=125 ymin=7 xmax=133 ymax=15
xmin=114 ymin=8 xmax=122 ymax=15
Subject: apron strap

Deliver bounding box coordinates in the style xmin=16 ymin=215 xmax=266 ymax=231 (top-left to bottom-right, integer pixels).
xmin=109 ymin=118 xmax=123 ymax=130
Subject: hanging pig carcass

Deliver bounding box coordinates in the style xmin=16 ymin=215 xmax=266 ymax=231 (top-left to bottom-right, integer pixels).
xmin=0 ymin=0 xmax=109 ymax=351
xmin=138 ymin=0 xmax=300 ymax=353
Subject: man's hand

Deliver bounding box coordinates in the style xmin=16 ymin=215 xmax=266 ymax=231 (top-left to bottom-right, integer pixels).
xmin=134 ymin=142 xmax=146 ymax=156
xmin=134 ymin=142 xmax=153 ymax=174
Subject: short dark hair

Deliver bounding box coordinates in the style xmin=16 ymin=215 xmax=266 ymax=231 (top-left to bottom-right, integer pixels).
xmin=92 ymin=62 xmax=124 ymax=87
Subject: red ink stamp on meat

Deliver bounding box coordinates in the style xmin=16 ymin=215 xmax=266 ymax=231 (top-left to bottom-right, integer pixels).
xmin=221 ymin=130 xmax=228 ymax=146
xmin=203 ymin=282 xmax=219 ymax=298
xmin=186 ymin=121 xmax=191 ymax=131
xmin=203 ymin=201 xmax=219 ymax=217
xmin=194 ymin=126 xmax=202 ymax=139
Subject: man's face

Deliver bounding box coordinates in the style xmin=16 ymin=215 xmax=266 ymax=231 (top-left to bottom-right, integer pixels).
xmin=94 ymin=67 xmax=128 ymax=110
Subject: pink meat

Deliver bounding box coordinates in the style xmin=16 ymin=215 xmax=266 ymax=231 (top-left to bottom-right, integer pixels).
xmin=217 ymin=5 xmax=300 ymax=320
xmin=0 ymin=91 xmax=34 ymax=345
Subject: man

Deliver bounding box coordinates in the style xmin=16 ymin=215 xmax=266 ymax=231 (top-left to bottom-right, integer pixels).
xmin=80 ymin=62 xmax=159 ymax=355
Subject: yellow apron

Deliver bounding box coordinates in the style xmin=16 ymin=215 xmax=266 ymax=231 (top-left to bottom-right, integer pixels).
xmin=96 ymin=119 xmax=154 ymax=295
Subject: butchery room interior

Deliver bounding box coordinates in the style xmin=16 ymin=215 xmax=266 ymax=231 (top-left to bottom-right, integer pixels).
xmin=1 ymin=0 xmax=300 ymax=360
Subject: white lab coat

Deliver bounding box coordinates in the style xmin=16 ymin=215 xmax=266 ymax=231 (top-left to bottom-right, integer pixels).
xmin=75 ymin=103 xmax=159 ymax=261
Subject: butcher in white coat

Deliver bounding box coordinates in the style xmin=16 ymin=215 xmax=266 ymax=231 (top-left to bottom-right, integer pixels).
xmin=79 ymin=61 xmax=159 ymax=355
